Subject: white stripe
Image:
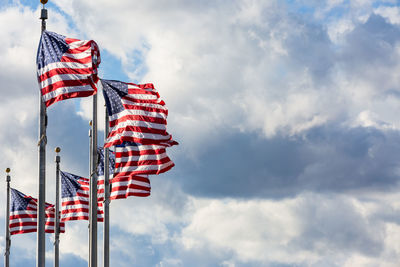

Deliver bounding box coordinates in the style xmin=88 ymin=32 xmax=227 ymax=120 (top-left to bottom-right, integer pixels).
xmin=40 ymin=73 xmax=90 ymax=89
xmin=68 ymin=40 xmax=90 ymax=49
xmin=115 ymin=152 xmax=168 ymax=163
xmin=62 ymin=212 xmax=88 ymax=219
xmin=10 ymin=210 xmax=37 ymax=216
xmin=10 ymin=217 xmax=36 ymax=224
xmin=63 ymin=46 xmax=92 ymax=59
xmin=10 ymin=225 xmax=36 ymax=232
xmin=116 ymin=144 xmax=166 ymax=151
xmin=107 ymin=131 xmax=171 ymax=145
xmin=115 ymin=161 xmax=174 ymax=173
xmin=38 ymin=61 xmax=92 ymax=75
xmin=111 ymin=179 xmax=150 ymax=188
xmin=61 ymin=196 xmax=89 ymax=203
xmin=109 ymin=109 xmax=167 ymax=122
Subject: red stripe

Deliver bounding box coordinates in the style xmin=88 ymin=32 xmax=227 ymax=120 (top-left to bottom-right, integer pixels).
xmin=127 ymin=88 xmax=159 ymax=96
xmin=116 ymin=148 xmax=166 ymax=157
xmin=10 ymin=229 xmax=37 ymax=235
xmin=10 ymin=222 xmax=36 ymax=228
xmin=109 ymin=125 xmax=167 ymax=136
xmin=61 ymin=215 xmax=89 ymax=222
xmin=128 ymin=83 xmax=155 ymax=90
xmin=45 ymin=89 xmax=96 ymax=107
xmin=109 ymin=114 xmax=167 ymax=128
xmin=114 ymin=163 xmax=174 ymax=176
xmin=120 ymin=104 xmax=168 ymax=115
xmin=122 ymin=96 xmax=162 ymax=105
xmin=110 ymin=192 xmax=150 ymax=200
xmin=41 ymin=78 xmax=92 ymax=95
xmin=61 ymin=200 xmax=89 ymax=206
xmin=115 ymin=156 xmax=172 ymax=167
xmin=39 ymin=67 xmax=93 ymax=82
xmin=61 ymin=54 xmax=92 ymax=64
xmin=105 ymin=136 xmax=172 ymax=148
xmin=10 ymin=214 xmax=36 ymax=220
xmin=61 ymin=208 xmax=89 ymax=214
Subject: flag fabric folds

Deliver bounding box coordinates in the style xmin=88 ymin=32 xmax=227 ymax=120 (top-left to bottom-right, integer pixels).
xmin=61 ymin=171 xmax=103 ymax=222
xmin=37 ymin=31 xmax=101 ymax=107
xmin=114 ymin=142 xmax=175 ymax=176
xmin=9 ymin=188 xmax=65 ymax=235
xmin=101 ymin=79 xmax=173 ymax=148
xmin=98 ymin=147 xmax=151 ymax=199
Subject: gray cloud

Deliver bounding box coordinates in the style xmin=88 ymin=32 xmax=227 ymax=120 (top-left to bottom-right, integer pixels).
xmin=171 ymin=124 xmax=400 ymax=199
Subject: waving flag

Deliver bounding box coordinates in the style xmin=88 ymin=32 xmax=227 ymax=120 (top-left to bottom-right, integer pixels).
xmin=9 ymin=188 xmax=65 ymax=235
xmin=110 ymin=175 xmax=151 ymax=199
xmin=61 ymin=171 xmax=103 ymax=222
xmin=114 ymin=142 xmax=175 ymax=176
xmin=101 ymin=79 xmax=173 ymax=147
xmin=97 ymin=147 xmax=151 ymax=199
xmin=37 ymin=31 xmax=101 ymax=107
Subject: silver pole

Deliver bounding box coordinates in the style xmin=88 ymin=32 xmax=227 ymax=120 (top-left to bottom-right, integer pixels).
xmin=54 ymin=148 xmax=61 ymax=267
xmin=88 ymin=121 xmax=92 ymax=267
xmin=103 ymin=106 xmax=110 ymax=267
xmin=89 ymin=94 xmax=98 ymax=267
xmin=4 ymin=168 xmax=11 ymax=267
xmin=38 ymin=2 xmax=48 ymax=267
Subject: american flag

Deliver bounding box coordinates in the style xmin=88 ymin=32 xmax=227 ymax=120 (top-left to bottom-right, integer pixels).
xmin=37 ymin=31 xmax=101 ymax=107
xmin=97 ymin=147 xmax=151 ymax=199
xmin=9 ymin=188 xmax=65 ymax=235
xmin=114 ymin=142 xmax=175 ymax=176
xmin=61 ymin=171 xmax=103 ymax=222
xmin=101 ymin=79 xmax=173 ymax=148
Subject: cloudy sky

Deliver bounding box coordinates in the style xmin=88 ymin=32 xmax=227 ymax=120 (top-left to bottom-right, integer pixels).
xmin=1 ymin=0 xmax=400 ymax=266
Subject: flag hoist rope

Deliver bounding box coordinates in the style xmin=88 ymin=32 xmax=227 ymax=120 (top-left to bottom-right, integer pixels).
xmin=4 ymin=168 xmax=11 ymax=267
xmin=38 ymin=1 xmax=48 ymax=267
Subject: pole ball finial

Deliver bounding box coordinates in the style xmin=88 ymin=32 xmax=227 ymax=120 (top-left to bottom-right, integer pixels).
xmin=89 ymin=120 xmax=92 ymax=126
xmin=5 ymin=168 xmax=10 ymax=173
xmin=40 ymin=0 xmax=48 ymax=4
xmin=55 ymin=147 xmax=61 ymax=153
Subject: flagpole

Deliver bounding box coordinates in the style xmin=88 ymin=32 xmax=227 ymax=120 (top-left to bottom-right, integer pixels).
xmin=103 ymin=106 xmax=110 ymax=267
xmin=88 ymin=121 xmax=92 ymax=267
xmin=89 ymin=94 xmax=98 ymax=267
xmin=38 ymin=1 xmax=48 ymax=266
xmin=4 ymin=168 xmax=11 ymax=267
xmin=54 ymin=147 xmax=61 ymax=267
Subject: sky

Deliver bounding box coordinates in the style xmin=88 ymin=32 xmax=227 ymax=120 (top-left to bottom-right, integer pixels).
xmin=1 ymin=0 xmax=400 ymax=266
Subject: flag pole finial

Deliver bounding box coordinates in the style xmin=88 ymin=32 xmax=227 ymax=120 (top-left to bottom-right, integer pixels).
xmin=5 ymin=168 xmax=10 ymax=173
xmin=40 ymin=0 xmax=48 ymax=5
xmin=55 ymin=147 xmax=61 ymax=154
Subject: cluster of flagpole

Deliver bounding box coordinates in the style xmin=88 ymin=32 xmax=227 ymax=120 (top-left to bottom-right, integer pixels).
xmin=5 ymin=0 xmax=176 ymax=266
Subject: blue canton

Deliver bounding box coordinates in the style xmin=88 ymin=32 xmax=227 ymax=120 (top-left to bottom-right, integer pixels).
xmin=10 ymin=188 xmax=31 ymax=212
xmin=97 ymin=147 xmax=115 ymax=177
xmin=61 ymin=171 xmax=81 ymax=198
xmin=37 ymin=31 xmax=69 ymax=70
xmin=115 ymin=141 xmax=139 ymax=148
xmin=101 ymin=79 xmax=129 ymax=116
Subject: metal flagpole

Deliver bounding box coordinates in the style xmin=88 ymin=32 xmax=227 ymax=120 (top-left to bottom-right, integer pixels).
xmin=4 ymin=168 xmax=11 ymax=267
xmin=103 ymin=106 xmax=110 ymax=267
xmin=89 ymin=94 xmax=98 ymax=267
xmin=38 ymin=1 xmax=48 ymax=266
xmin=88 ymin=121 xmax=92 ymax=267
xmin=54 ymin=147 xmax=61 ymax=267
